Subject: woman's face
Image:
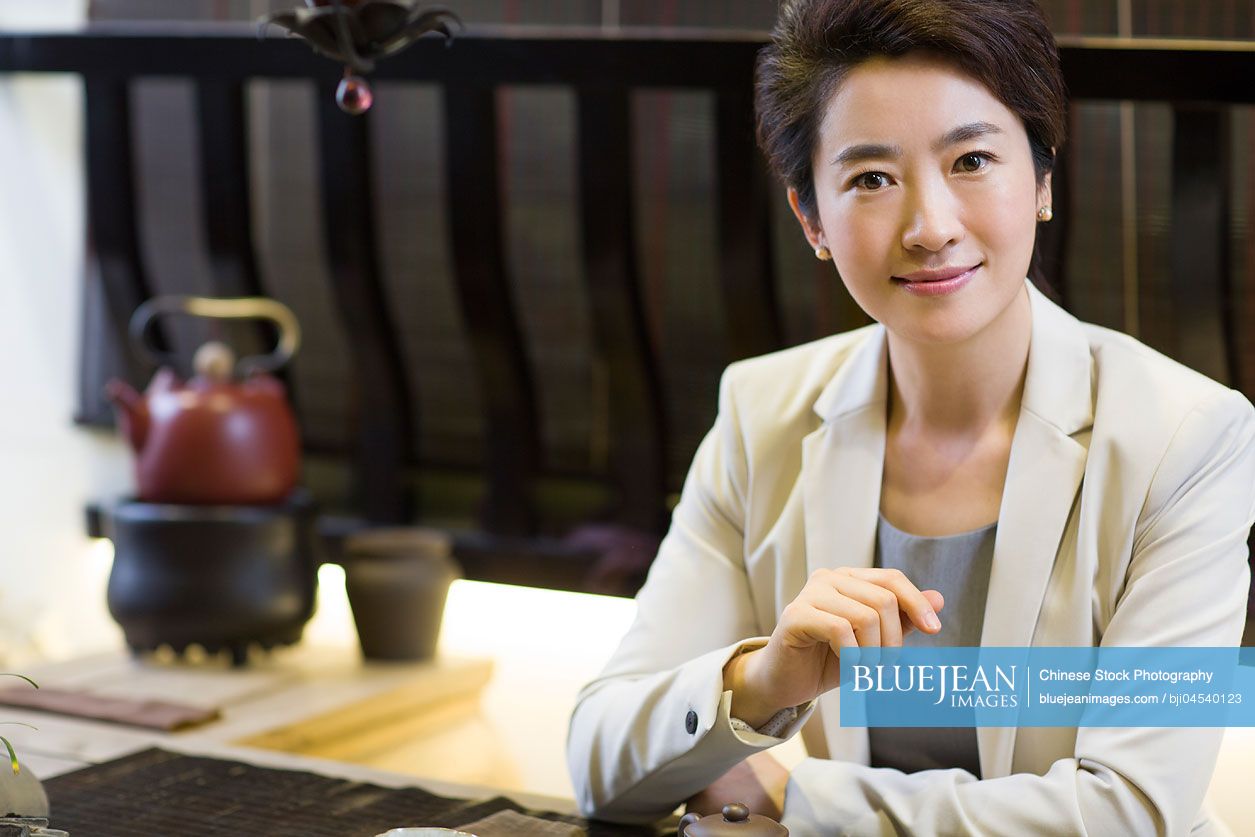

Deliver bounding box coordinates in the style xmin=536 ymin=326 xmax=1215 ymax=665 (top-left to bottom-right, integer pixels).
xmin=791 ymin=51 xmax=1050 ymax=346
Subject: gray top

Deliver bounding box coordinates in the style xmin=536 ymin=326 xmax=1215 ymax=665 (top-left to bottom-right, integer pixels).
xmin=866 ymin=512 xmax=997 ymax=778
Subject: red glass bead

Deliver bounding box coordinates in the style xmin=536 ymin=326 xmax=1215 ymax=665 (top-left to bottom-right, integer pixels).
xmin=336 ymin=73 xmax=373 ymax=115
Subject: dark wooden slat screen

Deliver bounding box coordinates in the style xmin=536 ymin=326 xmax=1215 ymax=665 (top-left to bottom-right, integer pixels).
xmin=444 ymin=84 xmax=540 ymax=535
xmin=0 ymin=27 xmax=766 ymax=86
xmin=6 ymin=30 xmax=1251 ymax=100
xmin=195 ymin=81 xmax=262 ymax=299
xmin=315 ymin=93 xmax=414 ymax=523
xmin=1055 ymin=36 xmax=1255 ymax=104
xmin=1170 ymin=106 xmax=1232 ymax=386
xmin=715 ymin=87 xmax=782 ymax=360
xmin=576 ymin=89 xmax=667 ymax=531
xmin=84 ymin=77 xmax=164 ymax=384
xmin=193 ymin=80 xmax=274 ymax=361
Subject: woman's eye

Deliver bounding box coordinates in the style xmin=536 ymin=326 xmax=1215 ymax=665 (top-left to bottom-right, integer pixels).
xmin=853 ymin=172 xmax=890 ymax=191
xmin=956 ymin=152 xmax=991 ymax=173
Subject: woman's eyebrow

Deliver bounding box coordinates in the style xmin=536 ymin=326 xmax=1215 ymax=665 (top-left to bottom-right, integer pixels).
xmin=830 ymin=121 xmax=1004 ymax=168
xmin=830 ymin=142 xmax=901 ymax=168
xmin=931 ymin=121 xmax=1003 ymax=151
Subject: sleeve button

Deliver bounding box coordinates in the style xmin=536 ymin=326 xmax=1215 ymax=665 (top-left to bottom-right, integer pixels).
xmin=685 ymin=709 xmax=698 ymax=734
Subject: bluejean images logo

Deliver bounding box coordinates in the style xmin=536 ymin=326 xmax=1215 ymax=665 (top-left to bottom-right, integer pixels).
xmin=839 ymin=647 xmax=1255 ymax=728
xmin=850 ymin=661 xmax=1018 ymax=708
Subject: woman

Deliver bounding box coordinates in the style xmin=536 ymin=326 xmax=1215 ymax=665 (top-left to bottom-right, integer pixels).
xmin=566 ymin=1 xmax=1255 ymax=834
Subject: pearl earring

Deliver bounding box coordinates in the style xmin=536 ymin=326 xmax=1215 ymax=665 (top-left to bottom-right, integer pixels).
xmin=814 ymin=245 xmax=832 ymax=261
xmin=1037 ymin=206 xmax=1053 ymax=222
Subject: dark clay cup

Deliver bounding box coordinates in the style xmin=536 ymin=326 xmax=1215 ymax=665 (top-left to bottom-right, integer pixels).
xmin=341 ymin=528 xmax=461 ymax=661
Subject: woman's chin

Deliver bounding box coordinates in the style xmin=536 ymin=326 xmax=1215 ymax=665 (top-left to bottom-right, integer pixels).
xmin=882 ymin=312 xmax=989 ymax=347
xmin=874 ymin=280 xmax=1025 ymax=347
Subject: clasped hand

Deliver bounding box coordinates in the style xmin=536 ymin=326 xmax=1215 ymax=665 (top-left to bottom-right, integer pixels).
xmin=724 ymin=567 xmax=945 ymax=727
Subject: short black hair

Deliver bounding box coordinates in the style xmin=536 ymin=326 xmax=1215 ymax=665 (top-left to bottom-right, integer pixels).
xmin=756 ymin=0 xmax=1067 ymax=222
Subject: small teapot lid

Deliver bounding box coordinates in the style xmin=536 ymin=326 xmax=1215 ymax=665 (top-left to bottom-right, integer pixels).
xmin=193 ymin=341 xmax=236 ymax=382
xmin=678 ymin=803 xmax=788 ymax=837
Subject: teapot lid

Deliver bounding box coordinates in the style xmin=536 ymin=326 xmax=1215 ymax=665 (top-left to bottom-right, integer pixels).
xmin=679 ymin=803 xmax=788 ymax=837
xmin=193 ymin=341 xmax=236 ymax=382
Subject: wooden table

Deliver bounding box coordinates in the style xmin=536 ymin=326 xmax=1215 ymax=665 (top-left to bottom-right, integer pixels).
xmin=0 ymin=574 xmax=799 ymax=835
xmin=7 ymin=577 xmax=1252 ymax=832
xmin=0 ymin=575 xmax=691 ymax=822
xmin=3 ymin=642 xmax=588 ymax=818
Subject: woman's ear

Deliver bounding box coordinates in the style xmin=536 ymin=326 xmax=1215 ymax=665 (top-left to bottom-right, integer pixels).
xmin=786 ymin=187 xmax=825 ymax=251
xmin=1038 ymin=149 xmax=1055 ymax=210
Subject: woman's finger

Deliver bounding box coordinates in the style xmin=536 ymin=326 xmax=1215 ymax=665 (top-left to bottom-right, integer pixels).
xmin=838 ymin=567 xmax=942 ymax=634
xmin=778 ymin=596 xmax=857 ymax=649
xmin=901 ymin=590 xmax=945 ymax=636
xmin=795 ymin=571 xmax=877 ymax=646
xmin=824 ymin=575 xmax=904 ymax=647
xmin=811 ymin=608 xmax=859 ymax=655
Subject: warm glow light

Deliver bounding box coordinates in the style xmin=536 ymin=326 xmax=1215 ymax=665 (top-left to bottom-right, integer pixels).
xmin=317 ymin=561 xmax=346 ymax=588
xmin=438 ymin=580 xmax=637 ymax=659
xmin=304 ymin=561 xmax=356 ymax=646
xmin=85 ymin=538 xmax=116 ymax=621
xmin=305 ymin=566 xmax=639 ymax=659
xmin=88 ymin=536 xmax=115 ymax=568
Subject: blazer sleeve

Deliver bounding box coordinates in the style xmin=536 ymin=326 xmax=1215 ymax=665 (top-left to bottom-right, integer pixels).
xmin=566 ymin=365 xmax=815 ymax=823
xmin=781 ymin=388 xmax=1255 ymax=837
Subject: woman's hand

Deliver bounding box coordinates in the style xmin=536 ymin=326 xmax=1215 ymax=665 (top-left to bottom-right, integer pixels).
xmin=724 ymin=568 xmax=944 ymax=727
xmin=684 ymin=751 xmax=789 ymax=821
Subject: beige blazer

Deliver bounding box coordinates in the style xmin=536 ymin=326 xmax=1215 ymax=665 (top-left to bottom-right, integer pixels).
xmin=567 ymin=281 xmax=1255 ymax=836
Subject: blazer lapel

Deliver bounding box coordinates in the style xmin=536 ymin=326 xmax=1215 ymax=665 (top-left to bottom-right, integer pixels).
xmin=803 ymin=324 xmax=889 ymax=581
xmin=802 ymin=324 xmax=888 ymax=764
xmin=977 ymin=282 xmax=1093 ymax=779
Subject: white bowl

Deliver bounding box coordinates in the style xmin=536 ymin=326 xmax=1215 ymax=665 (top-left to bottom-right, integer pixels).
xmin=374 ymin=830 xmax=478 ymax=837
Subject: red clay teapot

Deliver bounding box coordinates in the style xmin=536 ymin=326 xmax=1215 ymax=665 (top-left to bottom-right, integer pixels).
xmin=106 ymin=297 xmax=302 ymax=506
xmin=678 ymin=803 xmax=788 ymax=837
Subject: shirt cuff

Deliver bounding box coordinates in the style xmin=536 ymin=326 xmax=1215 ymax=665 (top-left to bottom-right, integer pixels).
xmin=736 ymin=705 xmax=800 ymax=737
xmin=729 ymin=700 xmax=815 ymax=741
xmin=723 ymin=639 xmax=816 ymax=743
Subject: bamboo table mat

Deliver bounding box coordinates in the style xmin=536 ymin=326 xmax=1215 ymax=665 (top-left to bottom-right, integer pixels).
xmin=43 ymin=748 xmax=658 ymax=836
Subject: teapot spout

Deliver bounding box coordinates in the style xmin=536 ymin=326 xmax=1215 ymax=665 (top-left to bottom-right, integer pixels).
xmin=105 ymin=378 xmax=150 ymax=453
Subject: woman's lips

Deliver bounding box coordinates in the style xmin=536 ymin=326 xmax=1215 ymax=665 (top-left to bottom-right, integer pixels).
xmin=891 ymin=264 xmax=980 ymax=297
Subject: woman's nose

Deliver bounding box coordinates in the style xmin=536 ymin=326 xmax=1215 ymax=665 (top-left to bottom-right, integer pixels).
xmin=900 ymin=185 xmax=964 ymax=252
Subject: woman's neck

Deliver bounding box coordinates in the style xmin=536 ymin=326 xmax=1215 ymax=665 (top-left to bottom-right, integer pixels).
xmin=885 ymin=283 xmax=1032 ymax=438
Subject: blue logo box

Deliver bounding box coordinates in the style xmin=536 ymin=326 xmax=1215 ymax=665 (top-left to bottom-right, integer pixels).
xmin=838 ymin=647 xmax=1255 ymax=727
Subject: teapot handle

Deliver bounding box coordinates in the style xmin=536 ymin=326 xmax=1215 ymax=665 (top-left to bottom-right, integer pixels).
xmin=129 ymin=296 xmax=301 ymax=376
xmin=677 ymin=812 xmax=701 ymax=836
